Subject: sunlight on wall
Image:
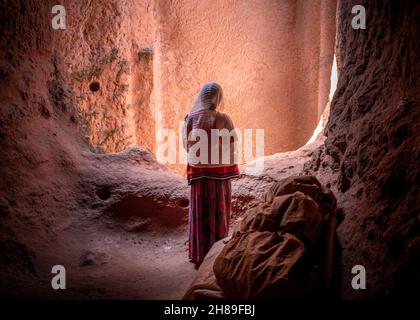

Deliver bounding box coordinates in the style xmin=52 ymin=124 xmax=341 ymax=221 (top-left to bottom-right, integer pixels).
xmin=329 ymin=54 xmax=338 ymax=101
xmin=306 ymin=54 xmax=337 ymax=145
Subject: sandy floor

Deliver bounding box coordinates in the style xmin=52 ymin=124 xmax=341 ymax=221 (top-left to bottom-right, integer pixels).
xmin=22 ymin=218 xmax=196 ymax=299
xmin=0 ymin=136 xmax=319 ymax=299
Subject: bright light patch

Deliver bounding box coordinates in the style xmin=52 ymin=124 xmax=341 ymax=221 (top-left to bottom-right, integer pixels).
xmin=306 ymin=54 xmax=338 ymax=145
xmin=329 ymin=54 xmax=338 ymax=101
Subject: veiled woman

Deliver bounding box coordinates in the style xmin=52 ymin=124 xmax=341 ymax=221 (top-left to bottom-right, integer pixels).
xmin=183 ymin=82 xmax=239 ymax=269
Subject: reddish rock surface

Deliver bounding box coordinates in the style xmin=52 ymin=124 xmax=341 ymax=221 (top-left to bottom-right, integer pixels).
xmin=304 ymin=0 xmax=420 ymax=299
xmin=154 ymin=0 xmax=337 ymax=159
xmin=0 ymin=0 xmax=191 ymax=298
xmin=51 ymin=0 xmax=337 ymax=163
xmin=0 ymin=0 xmax=418 ymax=300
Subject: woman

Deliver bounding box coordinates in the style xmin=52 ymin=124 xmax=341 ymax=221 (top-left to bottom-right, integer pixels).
xmin=183 ymin=82 xmax=240 ymax=269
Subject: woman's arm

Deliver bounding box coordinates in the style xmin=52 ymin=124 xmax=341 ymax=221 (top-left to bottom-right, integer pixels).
xmin=181 ymin=114 xmax=191 ymax=152
xmin=217 ymin=113 xmax=239 ymax=165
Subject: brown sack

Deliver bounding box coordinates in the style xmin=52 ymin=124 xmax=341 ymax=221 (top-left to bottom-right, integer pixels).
xmin=277 ymin=191 xmax=327 ymax=247
xmin=263 ymin=175 xmax=336 ymax=215
xmin=236 ymin=201 xmax=280 ymax=233
xmin=213 ymin=231 xmax=305 ymax=299
xmin=208 ymin=176 xmax=337 ymax=300
xmin=237 ymin=191 xmax=327 ymax=247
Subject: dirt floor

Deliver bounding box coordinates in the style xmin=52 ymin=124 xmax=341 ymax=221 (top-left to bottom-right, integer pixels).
xmin=0 ymin=139 xmax=318 ymax=299
xmin=43 ymin=223 xmax=194 ymax=299
xmin=1 ymin=201 xmax=196 ymax=299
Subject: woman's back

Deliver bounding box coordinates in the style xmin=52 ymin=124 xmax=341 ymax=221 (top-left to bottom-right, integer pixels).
xmin=186 ymin=82 xmax=239 ymax=269
xmin=184 ymin=109 xmax=236 ymax=167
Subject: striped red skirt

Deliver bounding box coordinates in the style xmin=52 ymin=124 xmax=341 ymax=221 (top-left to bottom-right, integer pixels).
xmin=187 ymin=165 xmax=239 ymax=265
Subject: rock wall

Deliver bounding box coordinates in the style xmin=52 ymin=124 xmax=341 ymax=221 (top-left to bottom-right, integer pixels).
xmin=0 ymin=0 xmax=191 ymax=298
xmin=4 ymin=0 xmax=418 ymax=300
xmin=155 ymin=0 xmax=337 ymax=159
xmin=57 ymin=0 xmax=157 ymax=153
xmin=51 ymin=0 xmax=337 ymax=162
xmin=304 ymin=0 xmax=420 ymax=298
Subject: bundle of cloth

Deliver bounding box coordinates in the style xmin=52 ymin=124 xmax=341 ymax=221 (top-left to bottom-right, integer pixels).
xmin=183 ymin=175 xmax=338 ymax=300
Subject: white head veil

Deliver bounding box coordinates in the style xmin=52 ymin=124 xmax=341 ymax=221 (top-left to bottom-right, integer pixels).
xmin=183 ymin=82 xmax=238 ymax=166
xmin=190 ymin=82 xmax=223 ymax=113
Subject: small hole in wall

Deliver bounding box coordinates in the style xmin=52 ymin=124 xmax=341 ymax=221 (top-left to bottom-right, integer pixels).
xmin=96 ymin=186 xmax=111 ymax=201
xmin=179 ymin=198 xmax=189 ymax=208
xmin=89 ymin=81 xmax=100 ymax=92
